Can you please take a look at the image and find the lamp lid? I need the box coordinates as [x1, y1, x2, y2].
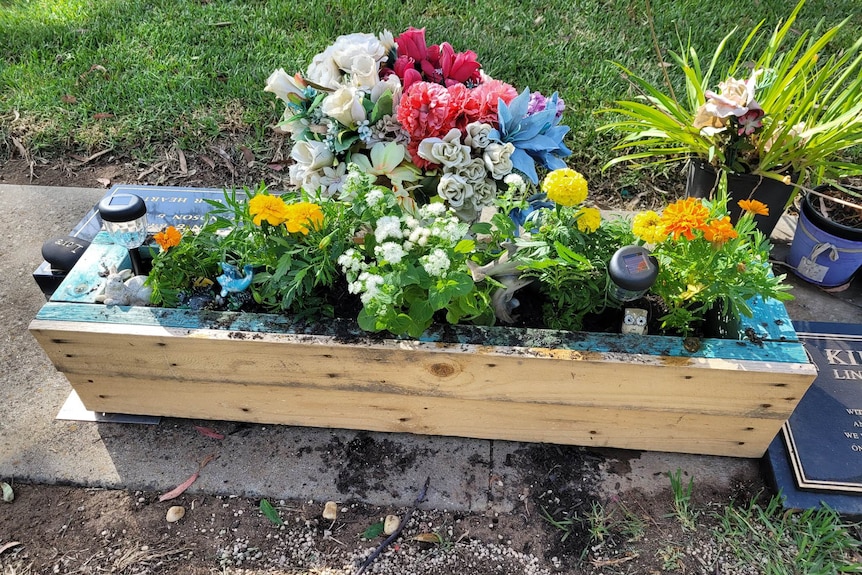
[98, 193, 147, 222]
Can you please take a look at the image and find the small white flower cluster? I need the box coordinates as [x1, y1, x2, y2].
[417, 125, 515, 222]
[337, 201, 469, 308]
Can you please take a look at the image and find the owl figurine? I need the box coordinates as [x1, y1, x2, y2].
[622, 308, 649, 335]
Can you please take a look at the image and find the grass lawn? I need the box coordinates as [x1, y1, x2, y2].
[1, 0, 861, 190]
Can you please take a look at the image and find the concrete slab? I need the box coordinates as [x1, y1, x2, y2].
[2, 183, 860, 513]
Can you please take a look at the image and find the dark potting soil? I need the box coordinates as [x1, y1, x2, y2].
[809, 191, 862, 229]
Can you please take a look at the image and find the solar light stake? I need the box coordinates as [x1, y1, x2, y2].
[607, 245, 658, 302]
[98, 193, 148, 276]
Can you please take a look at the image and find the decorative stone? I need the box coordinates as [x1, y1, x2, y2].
[166, 505, 185, 522]
[322, 501, 338, 521]
[383, 514, 400, 535]
[41, 236, 91, 272]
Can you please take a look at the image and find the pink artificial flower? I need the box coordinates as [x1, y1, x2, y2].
[737, 108, 765, 136]
[470, 78, 518, 124]
[397, 81, 453, 142]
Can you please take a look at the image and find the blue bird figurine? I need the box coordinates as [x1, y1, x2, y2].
[216, 262, 254, 298]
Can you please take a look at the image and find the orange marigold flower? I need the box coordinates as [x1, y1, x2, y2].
[249, 194, 289, 226]
[737, 199, 769, 216]
[283, 202, 324, 235]
[154, 225, 181, 251]
[659, 197, 710, 240]
[703, 216, 738, 245]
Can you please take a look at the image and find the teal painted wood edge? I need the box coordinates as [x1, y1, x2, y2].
[739, 295, 800, 342]
[35, 301, 810, 364]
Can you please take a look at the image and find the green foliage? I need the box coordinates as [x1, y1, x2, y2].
[146, 226, 222, 307]
[666, 468, 698, 531]
[259, 499, 283, 526]
[715, 495, 862, 574]
[641, 181, 793, 336]
[361, 521, 385, 540]
[3, 0, 860, 192]
[515, 212, 635, 331]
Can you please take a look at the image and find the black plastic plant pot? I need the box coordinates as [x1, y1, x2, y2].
[801, 186, 862, 242]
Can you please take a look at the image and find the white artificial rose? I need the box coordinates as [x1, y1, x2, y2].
[290, 139, 334, 171]
[345, 53, 379, 89]
[483, 142, 515, 179]
[437, 173, 473, 208]
[417, 128, 471, 169]
[306, 48, 342, 89]
[464, 122, 493, 149]
[264, 68, 306, 104]
[321, 87, 367, 126]
[458, 158, 488, 183]
[329, 33, 387, 89]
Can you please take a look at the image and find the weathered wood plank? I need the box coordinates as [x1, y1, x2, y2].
[59, 371, 783, 458]
[30, 319, 813, 419]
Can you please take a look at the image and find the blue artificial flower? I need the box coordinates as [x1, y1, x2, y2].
[508, 192, 554, 235]
[489, 88, 572, 184]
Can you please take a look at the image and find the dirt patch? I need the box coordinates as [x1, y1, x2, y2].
[0, 465, 803, 575]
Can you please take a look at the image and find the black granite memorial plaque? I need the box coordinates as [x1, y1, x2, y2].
[33, 184, 246, 297]
[765, 321, 862, 517]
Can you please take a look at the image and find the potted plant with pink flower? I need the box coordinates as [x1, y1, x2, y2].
[598, 0, 862, 236]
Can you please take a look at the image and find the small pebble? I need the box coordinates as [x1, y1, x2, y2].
[166, 505, 186, 523]
[322, 501, 338, 521]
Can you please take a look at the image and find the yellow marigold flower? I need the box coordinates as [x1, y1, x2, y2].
[575, 207, 601, 233]
[703, 216, 739, 245]
[283, 202, 324, 235]
[738, 199, 769, 216]
[541, 168, 588, 207]
[154, 225, 181, 251]
[249, 194, 289, 226]
[632, 210, 668, 244]
[660, 197, 710, 241]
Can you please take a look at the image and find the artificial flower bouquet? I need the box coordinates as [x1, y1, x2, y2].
[264, 26, 571, 223]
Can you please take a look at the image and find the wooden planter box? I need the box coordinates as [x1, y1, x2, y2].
[30, 233, 817, 458]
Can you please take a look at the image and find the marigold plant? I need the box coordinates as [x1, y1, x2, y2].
[632, 188, 792, 335]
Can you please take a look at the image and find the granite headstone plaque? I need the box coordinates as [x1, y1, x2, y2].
[765, 321, 862, 517]
[33, 184, 247, 297]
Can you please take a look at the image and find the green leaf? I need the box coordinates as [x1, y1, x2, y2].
[362, 521, 385, 539]
[260, 499, 283, 526]
[370, 91, 392, 124]
[454, 239, 475, 254]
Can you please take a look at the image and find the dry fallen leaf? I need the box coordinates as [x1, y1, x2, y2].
[93, 113, 114, 120]
[177, 147, 188, 175]
[97, 177, 111, 188]
[240, 146, 254, 166]
[267, 163, 284, 172]
[159, 453, 217, 502]
[194, 425, 224, 440]
[200, 154, 216, 169]
[61, 94, 77, 104]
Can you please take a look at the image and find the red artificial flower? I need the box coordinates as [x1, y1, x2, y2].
[439, 42, 481, 86]
[396, 27, 428, 64]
